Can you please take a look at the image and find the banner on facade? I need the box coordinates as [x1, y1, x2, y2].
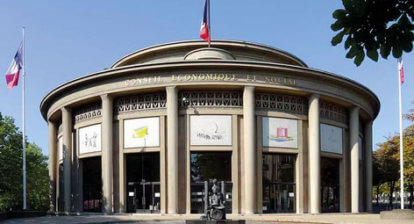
[124, 117, 160, 148]
[320, 123, 343, 154]
[262, 117, 298, 148]
[190, 115, 232, 146]
[79, 124, 102, 154]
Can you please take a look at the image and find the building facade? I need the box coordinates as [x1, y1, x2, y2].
[40, 40, 380, 215]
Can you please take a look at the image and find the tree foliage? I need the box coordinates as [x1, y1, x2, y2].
[373, 136, 400, 207]
[373, 113, 414, 208]
[404, 101, 414, 122]
[331, 0, 414, 66]
[0, 113, 49, 211]
[403, 105, 414, 208]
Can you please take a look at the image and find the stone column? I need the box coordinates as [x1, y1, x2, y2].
[256, 116, 262, 214]
[232, 115, 240, 214]
[48, 120, 57, 212]
[308, 94, 320, 214]
[62, 107, 72, 212]
[364, 120, 373, 212]
[56, 154, 60, 212]
[166, 86, 178, 214]
[296, 120, 304, 213]
[101, 94, 114, 213]
[159, 116, 167, 214]
[350, 107, 360, 213]
[243, 86, 255, 214]
[119, 121, 126, 213]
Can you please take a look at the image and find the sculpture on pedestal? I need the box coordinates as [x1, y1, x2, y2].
[202, 179, 226, 221]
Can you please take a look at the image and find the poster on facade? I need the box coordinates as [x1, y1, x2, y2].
[262, 117, 298, 148]
[190, 115, 232, 146]
[320, 123, 343, 154]
[124, 117, 160, 148]
[58, 136, 63, 160]
[79, 124, 102, 154]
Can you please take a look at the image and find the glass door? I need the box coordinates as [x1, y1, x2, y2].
[321, 157, 340, 213]
[262, 153, 296, 213]
[126, 152, 160, 213]
[82, 157, 102, 212]
[128, 181, 160, 213]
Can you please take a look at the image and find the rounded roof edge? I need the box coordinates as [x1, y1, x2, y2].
[40, 60, 380, 121]
[111, 39, 308, 68]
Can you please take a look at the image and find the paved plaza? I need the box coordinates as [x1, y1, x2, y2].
[1, 213, 414, 224]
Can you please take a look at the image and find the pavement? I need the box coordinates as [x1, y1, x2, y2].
[1, 213, 414, 224]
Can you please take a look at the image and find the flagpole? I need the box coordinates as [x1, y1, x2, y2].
[22, 26, 27, 210]
[208, 0, 211, 48]
[398, 58, 404, 210]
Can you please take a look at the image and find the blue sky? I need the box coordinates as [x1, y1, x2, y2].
[0, 0, 413, 156]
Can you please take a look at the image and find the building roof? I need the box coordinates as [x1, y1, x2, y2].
[111, 40, 308, 68]
[40, 40, 380, 121]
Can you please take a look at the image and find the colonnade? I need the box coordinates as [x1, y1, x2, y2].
[47, 87, 373, 214]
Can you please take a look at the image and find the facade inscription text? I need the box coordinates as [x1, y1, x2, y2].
[123, 73, 296, 87]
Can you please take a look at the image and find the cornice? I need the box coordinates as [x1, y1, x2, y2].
[40, 60, 380, 121]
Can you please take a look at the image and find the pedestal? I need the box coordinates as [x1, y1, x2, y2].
[186, 220, 245, 224]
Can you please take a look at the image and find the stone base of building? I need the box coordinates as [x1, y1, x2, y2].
[380, 209, 414, 220]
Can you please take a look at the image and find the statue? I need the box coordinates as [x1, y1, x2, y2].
[202, 179, 226, 221]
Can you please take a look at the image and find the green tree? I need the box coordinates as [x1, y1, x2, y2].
[404, 101, 414, 121]
[0, 113, 23, 210]
[372, 153, 383, 205]
[331, 0, 414, 66]
[373, 123, 414, 208]
[403, 104, 414, 208]
[0, 113, 50, 211]
[372, 102, 414, 209]
[26, 143, 50, 211]
[374, 136, 400, 208]
[404, 132, 414, 208]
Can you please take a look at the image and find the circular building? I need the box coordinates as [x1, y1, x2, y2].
[40, 40, 380, 215]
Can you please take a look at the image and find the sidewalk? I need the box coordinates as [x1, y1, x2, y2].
[1, 213, 413, 224]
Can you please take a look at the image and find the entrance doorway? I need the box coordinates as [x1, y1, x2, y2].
[126, 152, 160, 213]
[190, 151, 232, 214]
[262, 153, 296, 213]
[321, 157, 340, 212]
[58, 164, 64, 212]
[82, 157, 102, 212]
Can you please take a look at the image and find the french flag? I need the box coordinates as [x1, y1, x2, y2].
[200, 0, 210, 43]
[398, 57, 405, 85]
[5, 42, 23, 89]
